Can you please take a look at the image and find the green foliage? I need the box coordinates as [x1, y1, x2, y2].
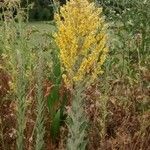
[47, 33, 61, 111]
[0, 5, 29, 150]
[67, 84, 87, 150]
[0, 0, 149, 149]
[48, 86, 59, 112]
[0, 3, 49, 149]
[28, 6, 54, 21]
[50, 109, 61, 139]
[48, 46, 68, 140]
[47, 46, 62, 140]
[98, 0, 150, 76]
[99, 0, 150, 145]
[20, 0, 54, 21]
[35, 50, 45, 150]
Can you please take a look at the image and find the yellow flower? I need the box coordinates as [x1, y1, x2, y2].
[55, 0, 108, 88]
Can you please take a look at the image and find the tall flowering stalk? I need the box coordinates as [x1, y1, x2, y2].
[55, 0, 108, 149]
[55, 0, 108, 89]
[1, 2, 28, 149]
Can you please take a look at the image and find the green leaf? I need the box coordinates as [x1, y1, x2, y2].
[79, 141, 87, 150]
[60, 91, 68, 116]
[50, 109, 61, 140]
[47, 85, 59, 113]
[51, 49, 62, 85]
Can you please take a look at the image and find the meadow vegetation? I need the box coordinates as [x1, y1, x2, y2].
[0, 0, 150, 150]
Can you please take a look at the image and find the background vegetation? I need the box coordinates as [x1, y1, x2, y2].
[0, 0, 150, 150]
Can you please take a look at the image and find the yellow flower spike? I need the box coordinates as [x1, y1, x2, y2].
[55, 0, 108, 88]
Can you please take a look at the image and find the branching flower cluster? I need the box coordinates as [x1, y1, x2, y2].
[55, 0, 108, 88]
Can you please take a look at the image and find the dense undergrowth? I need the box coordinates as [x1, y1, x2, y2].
[0, 0, 150, 150]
